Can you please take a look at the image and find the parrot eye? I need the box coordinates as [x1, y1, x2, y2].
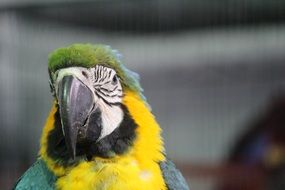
[112, 75, 118, 85]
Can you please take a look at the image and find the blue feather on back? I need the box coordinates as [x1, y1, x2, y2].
[13, 159, 56, 190]
[160, 158, 190, 190]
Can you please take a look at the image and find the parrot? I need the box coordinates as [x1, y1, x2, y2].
[14, 44, 189, 190]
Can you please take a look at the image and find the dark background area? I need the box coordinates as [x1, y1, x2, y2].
[1, 0, 285, 189]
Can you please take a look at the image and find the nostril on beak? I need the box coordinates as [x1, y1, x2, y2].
[82, 71, 88, 79]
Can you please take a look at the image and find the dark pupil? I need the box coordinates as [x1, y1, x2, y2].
[112, 75, 117, 84]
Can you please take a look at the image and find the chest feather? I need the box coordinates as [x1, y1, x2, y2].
[56, 158, 166, 190]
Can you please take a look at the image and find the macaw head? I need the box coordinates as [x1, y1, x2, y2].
[46, 44, 145, 160]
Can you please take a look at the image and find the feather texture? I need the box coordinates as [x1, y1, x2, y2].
[160, 158, 190, 190]
[13, 159, 56, 190]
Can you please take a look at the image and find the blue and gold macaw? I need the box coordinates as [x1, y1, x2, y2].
[14, 44, 189, 190]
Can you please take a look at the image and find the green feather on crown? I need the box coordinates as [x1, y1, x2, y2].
[48, 44, 142, 94]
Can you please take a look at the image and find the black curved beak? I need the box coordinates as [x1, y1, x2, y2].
[57, 75, 94, 159]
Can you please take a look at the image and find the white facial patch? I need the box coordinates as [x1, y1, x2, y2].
[51, 65, 124, 141]
[96, 98, 124, 141]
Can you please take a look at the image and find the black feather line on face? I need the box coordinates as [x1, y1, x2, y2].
[46, 108, 71, 166]
[46, 104, 137, 166]
[100, 85, 118, 93]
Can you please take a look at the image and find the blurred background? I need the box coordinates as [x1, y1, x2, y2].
[1, 0, 285, 189]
